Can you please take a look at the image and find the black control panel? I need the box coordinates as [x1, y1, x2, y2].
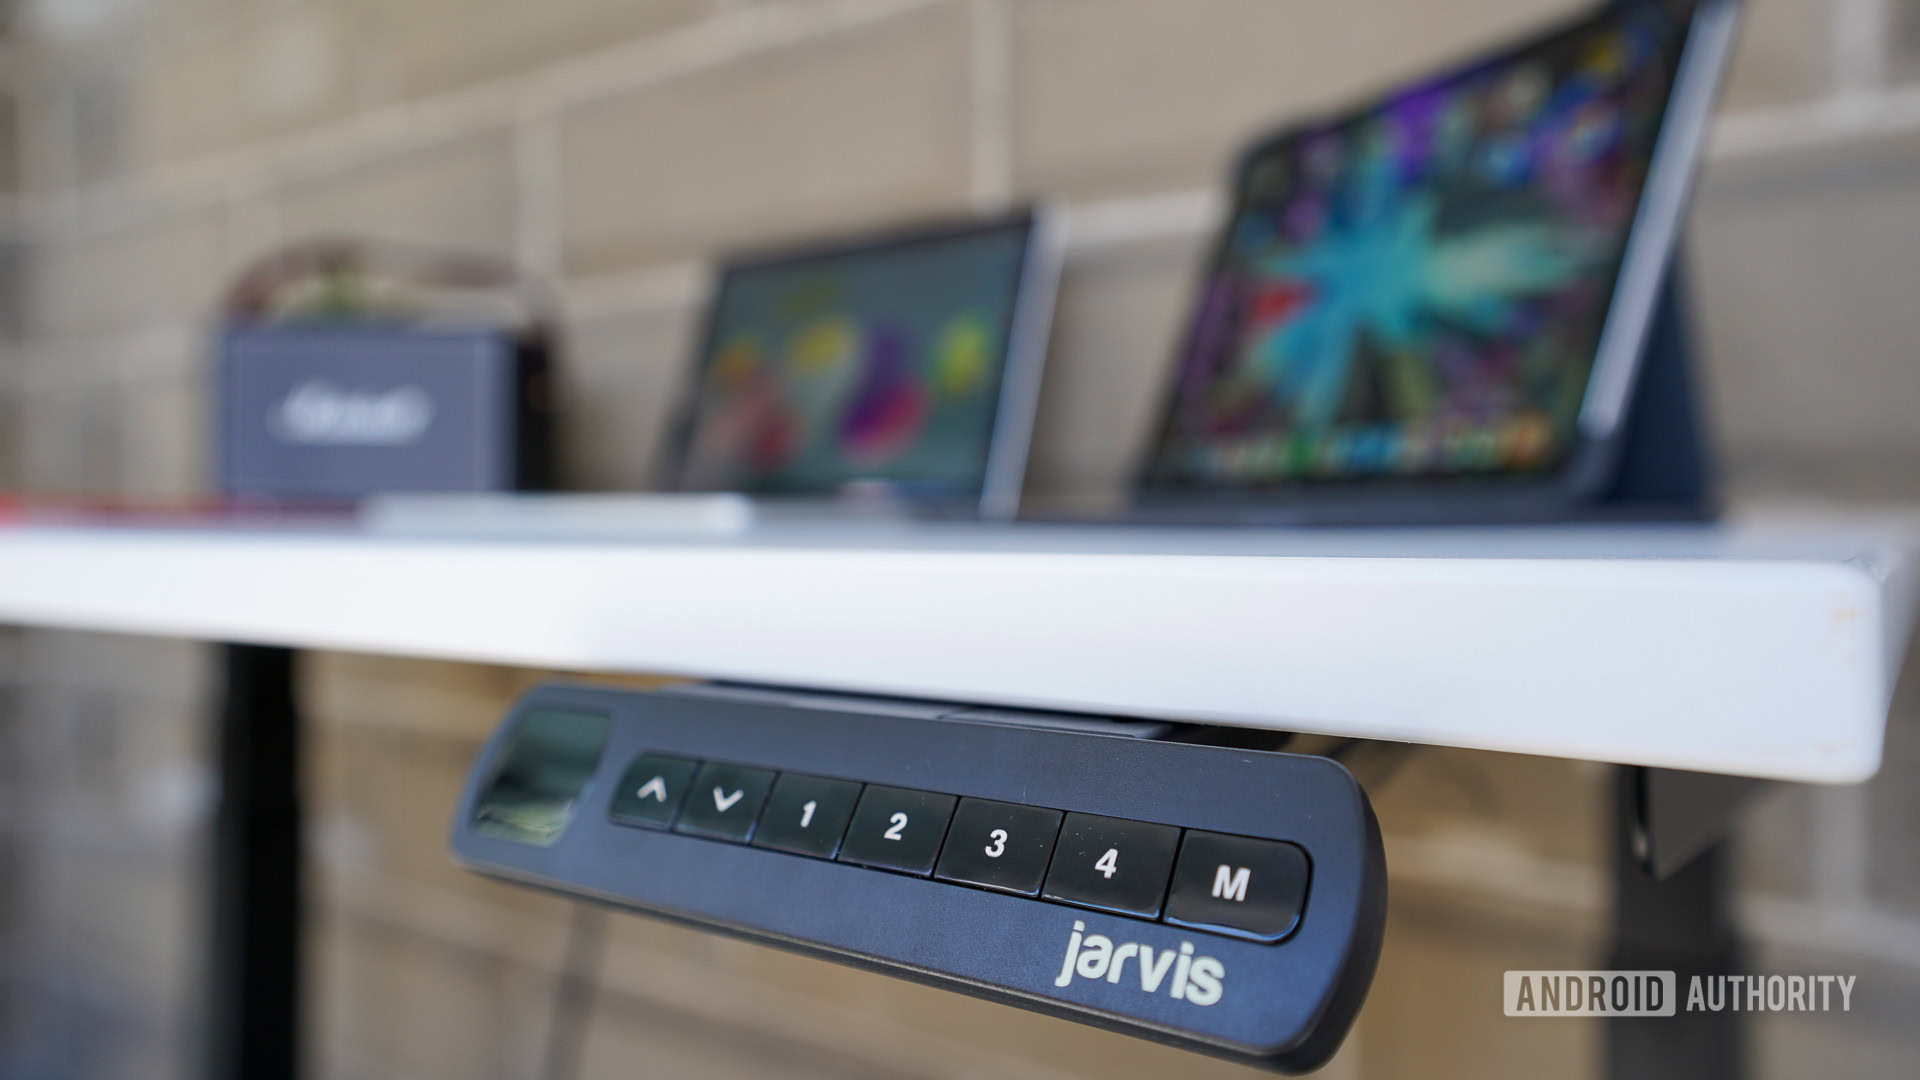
[451, 683, 1387, 1072]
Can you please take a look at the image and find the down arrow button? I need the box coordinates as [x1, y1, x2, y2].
[673, 762, 777, 842]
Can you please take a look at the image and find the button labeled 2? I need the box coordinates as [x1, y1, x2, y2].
[752, 773, 862, 858]
[836, 786, 956, 875]
[935, 798, 1062, 895]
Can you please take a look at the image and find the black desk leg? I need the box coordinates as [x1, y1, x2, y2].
[207, 644, 302, 1080]
[1605, 766, 1746, 1080]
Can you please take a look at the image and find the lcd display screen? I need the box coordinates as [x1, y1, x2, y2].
[1142, 1, 1694, 491]
[471, 709, 610, 847]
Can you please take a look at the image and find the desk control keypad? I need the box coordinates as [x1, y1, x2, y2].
[602, 754, 1299, 941]
[454, 683, 1387, 1074]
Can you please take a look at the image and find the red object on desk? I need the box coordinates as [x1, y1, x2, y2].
[0, 493, 354, 527]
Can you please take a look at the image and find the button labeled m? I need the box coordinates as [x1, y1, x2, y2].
[1212, 865, 1250, 902]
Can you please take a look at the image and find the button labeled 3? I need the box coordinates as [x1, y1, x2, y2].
[934, 798, 1062, 895]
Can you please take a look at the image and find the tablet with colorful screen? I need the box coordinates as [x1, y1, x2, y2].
[1139, 0, 1735, 509]
[670, 211, 1059, 518]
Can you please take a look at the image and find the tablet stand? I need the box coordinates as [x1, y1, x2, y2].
[1596, 254, 1717, 518]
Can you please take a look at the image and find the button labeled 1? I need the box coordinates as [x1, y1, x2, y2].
[836, 786, 956, 875]
[752, 774, 861, 858]
[1164, 831, 1310, 942]
[1042, 813, 1180, 918]
[935, 798, 1062, 895]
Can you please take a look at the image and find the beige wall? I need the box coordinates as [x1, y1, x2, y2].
[2, 1, 1920, 1077]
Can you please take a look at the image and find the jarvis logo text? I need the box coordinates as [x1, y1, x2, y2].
[1054, 921, 1224, 1006]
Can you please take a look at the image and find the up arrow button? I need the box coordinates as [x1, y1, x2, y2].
[674, 763, 777, 842]
[609, 754, 699, 830]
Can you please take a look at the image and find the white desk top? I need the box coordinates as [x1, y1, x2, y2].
[1, 507, 1913, 783]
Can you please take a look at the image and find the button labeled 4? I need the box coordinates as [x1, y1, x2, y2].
[1042, 813, 1180, 918]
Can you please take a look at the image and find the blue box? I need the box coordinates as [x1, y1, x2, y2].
[218, 324, 551, 498]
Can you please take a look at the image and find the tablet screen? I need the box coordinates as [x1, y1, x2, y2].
[1142, 1, 1694, 492]
[675, 216, 1035, 499]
